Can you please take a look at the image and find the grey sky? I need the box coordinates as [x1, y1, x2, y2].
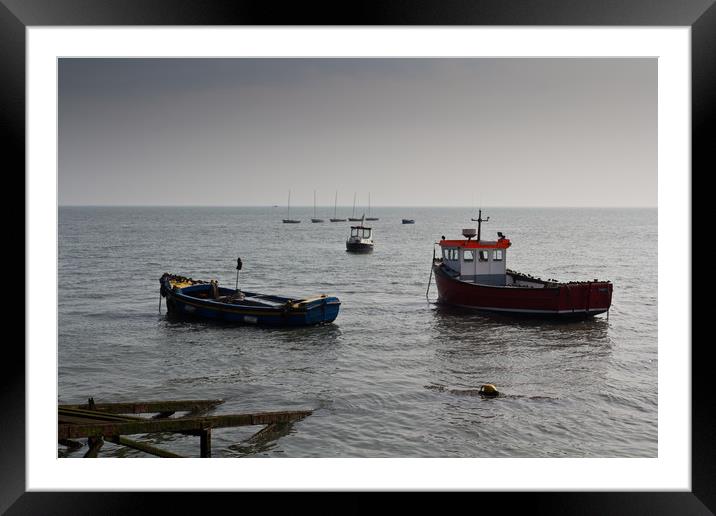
[59, 58, 656, 207]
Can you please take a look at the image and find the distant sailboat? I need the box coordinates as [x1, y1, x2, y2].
[365, 192, 379, 221]
[282, 190, 300, 223]
[348, 192, 362, 221]
[311, 190, 324, 223]
[330, 191, 346, 222]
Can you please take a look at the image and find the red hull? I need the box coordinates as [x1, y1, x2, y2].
[433, 263, 612, 317]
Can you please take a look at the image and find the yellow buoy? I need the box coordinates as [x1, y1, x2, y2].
[479, 384, 499, 397]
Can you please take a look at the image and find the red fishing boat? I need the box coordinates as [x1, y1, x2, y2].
[431, 210, 612, 317]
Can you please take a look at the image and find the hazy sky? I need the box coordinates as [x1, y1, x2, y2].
[59, 58, 656, 207]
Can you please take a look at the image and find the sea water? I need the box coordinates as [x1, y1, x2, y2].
[58, 206, 657, 457]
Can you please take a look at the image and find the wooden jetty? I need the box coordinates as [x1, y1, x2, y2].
[58, 398, 312, 458]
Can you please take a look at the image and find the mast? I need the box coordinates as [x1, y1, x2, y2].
[352, 192, 356, 217]
[334, 191, 338, 217]
[471, 209, 490, 241]
[313, 190, 317, 218]
[368, 193, 371, 216]
[287, 190, 291, 218]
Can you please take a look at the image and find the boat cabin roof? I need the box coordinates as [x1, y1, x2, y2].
[439, 238, 511, 249]
[350, 225, 371, 230]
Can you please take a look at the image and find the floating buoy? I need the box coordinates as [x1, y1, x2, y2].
[479, 384, 499, 397]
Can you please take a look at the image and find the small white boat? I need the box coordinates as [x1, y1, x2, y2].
[346, 216, 374, 253]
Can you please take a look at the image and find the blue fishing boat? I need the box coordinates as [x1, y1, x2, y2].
[159, 273, 340, 326]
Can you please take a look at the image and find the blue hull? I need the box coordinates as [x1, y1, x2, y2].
[160, 275, 340, 327]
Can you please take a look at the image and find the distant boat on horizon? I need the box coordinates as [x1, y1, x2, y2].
[402, 219, 415, 224]
[348, 192, 362, 221]
[366, 192, 379, 221]
[311, 190, 324, 223]
[282, 190, 301, 223]
[330, 191, 346, 222]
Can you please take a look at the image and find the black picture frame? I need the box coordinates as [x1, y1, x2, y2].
[4, 1, 711, 513]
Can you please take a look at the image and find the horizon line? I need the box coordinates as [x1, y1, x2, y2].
[58, 204, 658, 209]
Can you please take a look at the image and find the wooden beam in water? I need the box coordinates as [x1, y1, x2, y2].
[58, 438, 83, 450]
[59, 399, 225, 414]
[246, 422, 290, 444]
[59, 407, 146, 422]
[84, 437, 104, 458]
[59, 410, 312, 440]
[109, 436, 184, 458]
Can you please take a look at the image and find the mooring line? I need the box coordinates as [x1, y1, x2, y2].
[426, 245, 436, 303]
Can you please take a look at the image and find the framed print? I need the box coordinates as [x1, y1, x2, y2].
[5, 0, 712, 513]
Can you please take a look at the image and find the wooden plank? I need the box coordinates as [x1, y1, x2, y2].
[290, 295, 327, 308]
[59, 399, 224, 414]
[58, 414, 108, 425]
[58, 409, 312, 439]
[59, 407, 146, 422]
[109, 436, 184, 458]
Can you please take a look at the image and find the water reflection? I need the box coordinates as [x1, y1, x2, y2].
[429, 304, 611, 346]
[162, 312, 342, 336]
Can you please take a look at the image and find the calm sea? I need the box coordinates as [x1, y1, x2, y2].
[58, 206, 657, 457]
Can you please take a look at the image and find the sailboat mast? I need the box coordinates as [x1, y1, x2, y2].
[287, 190, 291, 218]
[352, 192, 356, 217]
[334, 191, 338, 217]
[314, 190, 317, 218]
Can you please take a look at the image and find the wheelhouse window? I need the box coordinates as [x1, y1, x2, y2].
[493, 250, 503, 261]
[463, 250, 474, 262]
[443, 248, 459, 261]
[479, 250, 489, 262]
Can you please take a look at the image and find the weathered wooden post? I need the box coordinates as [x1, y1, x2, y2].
[200, 428, 212, 458]
[84, 436, 104, 458]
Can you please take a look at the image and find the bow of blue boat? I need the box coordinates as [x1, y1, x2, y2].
[159, 273, 340, 327]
